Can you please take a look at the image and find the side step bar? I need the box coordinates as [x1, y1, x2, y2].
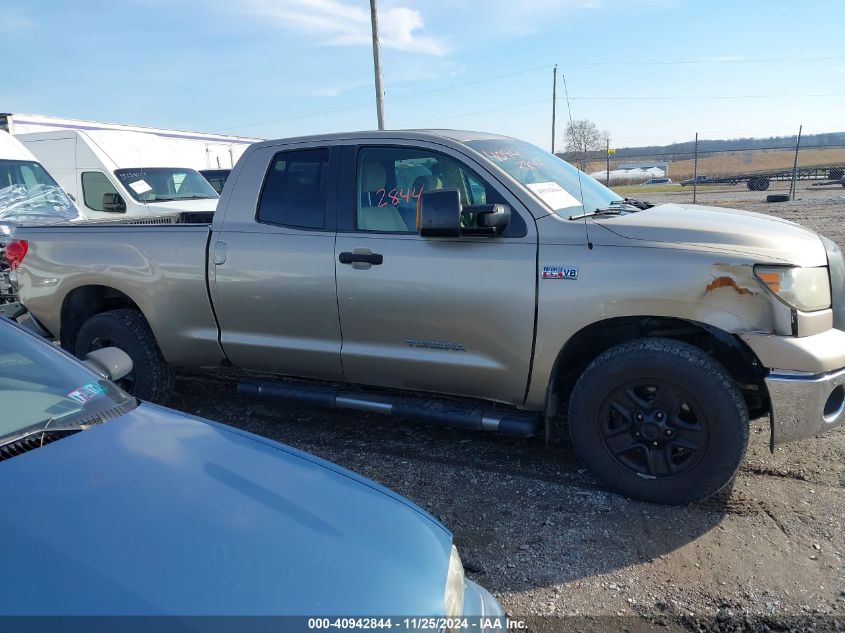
[238, 379, 542, 438]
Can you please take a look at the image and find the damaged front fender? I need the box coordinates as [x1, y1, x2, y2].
[697, 263, 793, 336]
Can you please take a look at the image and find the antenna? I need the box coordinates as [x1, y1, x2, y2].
[560, 73, 592, 249]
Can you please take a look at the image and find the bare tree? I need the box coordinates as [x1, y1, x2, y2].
[565, 119, 610, 172]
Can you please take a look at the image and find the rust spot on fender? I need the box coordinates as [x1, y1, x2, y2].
[705, 276, 753, 295]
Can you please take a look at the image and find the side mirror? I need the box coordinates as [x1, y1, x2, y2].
[102, 192, 126, 213]
[418, 189, 461, 238]
[84, 347, 133, 382]
[475, 204, 511, 232]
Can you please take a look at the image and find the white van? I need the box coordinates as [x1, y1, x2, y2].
[17, 130, 219, 220]
[1, 113, 258, 195]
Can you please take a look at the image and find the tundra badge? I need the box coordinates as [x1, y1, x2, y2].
[541, 265, 578, 280]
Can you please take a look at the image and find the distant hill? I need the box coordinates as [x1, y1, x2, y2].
[558, 131, 845, 163]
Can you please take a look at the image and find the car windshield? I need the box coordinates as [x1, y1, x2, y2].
[0, 159, 81, 224]
[0, 320, 134, 445]
[114, 167, 219, 202]
[465, 139, 622, 218]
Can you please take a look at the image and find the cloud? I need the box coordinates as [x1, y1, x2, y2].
[458, 0, 671, 36]
[242, 0, 448, 56]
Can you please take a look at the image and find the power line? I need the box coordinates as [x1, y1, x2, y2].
[558, 55, 845, 67]
[400, 93, 844, 128]
[222, 64, 553, 131]
[219, 57, 843, 132]
[561, 93, 845, 101]
[397, 98, 552, 127]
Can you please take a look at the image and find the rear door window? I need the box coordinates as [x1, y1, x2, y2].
[257, 148, 330, 230]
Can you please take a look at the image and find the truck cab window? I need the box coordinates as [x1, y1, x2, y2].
[257, 148, 329, 230]
[356, 147, 500, 233]
[82, 171, 119, 212]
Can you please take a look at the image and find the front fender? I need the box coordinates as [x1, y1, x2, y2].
[525, 243, 791, 409]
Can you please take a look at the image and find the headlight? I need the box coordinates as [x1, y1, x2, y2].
[754, 265, 831, 312]
[443, 545, 465, 619]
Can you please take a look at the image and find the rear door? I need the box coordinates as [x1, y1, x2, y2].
[334, 139, 538, 405]
[211, 142, 344, 380]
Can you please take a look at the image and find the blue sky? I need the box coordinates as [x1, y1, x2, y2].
[2, 0, 843, 149]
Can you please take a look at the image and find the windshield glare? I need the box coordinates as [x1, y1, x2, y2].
[465, 139, 621, 217]
[114, 167, 219, 202]
[0, 321, 133, 443]
[0, 160, 81, 224]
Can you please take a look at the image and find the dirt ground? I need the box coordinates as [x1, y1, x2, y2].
[168, 181, 845, 631]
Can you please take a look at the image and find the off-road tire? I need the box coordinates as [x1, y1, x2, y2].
[75, 309, 174, 403]
[568, 338, 748, 505]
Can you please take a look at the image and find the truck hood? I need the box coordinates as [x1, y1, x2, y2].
[0, 404, 451, 615]
[596, 203, 827, 266]
[142, 197, 218, 214]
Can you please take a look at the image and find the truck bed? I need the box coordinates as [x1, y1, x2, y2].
[12, 221, 224, 367]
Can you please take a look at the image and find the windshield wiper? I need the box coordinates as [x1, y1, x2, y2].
[568, 197, 653, 220]
[149, 195, 214, 202]
[568, 208, 624, 220]
[0, 411, 84, 450]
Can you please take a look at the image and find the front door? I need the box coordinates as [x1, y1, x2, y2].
[334, 142, 537, 405]
[212, 143, 343, 380]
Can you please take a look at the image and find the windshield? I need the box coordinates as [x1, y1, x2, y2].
[465, 139, 621, 218]
[0, 320, 134, 445]
[0, 160, 81, 224]
[114, 167, 219, 202]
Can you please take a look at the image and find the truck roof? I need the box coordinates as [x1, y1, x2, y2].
[248, 129, 516, 151]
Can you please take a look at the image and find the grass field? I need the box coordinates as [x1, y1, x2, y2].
[588, 146, 845, 182]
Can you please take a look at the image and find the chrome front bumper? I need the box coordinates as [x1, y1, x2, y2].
[767, 366, 845, 446]
[462, 579, 505, 627]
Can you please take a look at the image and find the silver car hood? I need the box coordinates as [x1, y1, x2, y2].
[595, 203, 827, 267]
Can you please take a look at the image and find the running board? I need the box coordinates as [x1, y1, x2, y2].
[237, 380, 542, 438]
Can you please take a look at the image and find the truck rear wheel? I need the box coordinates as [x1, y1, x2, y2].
[75, 309, 174, 403]
[568, 338, 748, 505]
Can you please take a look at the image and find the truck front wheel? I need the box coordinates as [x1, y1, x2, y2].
[568, 338, 748, 505]
[75, 309, 174, 404]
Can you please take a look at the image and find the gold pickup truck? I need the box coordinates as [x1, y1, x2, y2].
[9, 130, 845, 504]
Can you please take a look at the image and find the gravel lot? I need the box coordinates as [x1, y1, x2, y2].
[169, 181, 845, 631]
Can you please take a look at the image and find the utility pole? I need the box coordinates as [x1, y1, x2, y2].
[606, 137, 610, 185]
[789, 124, 803, 200]
[369, 0, 386, 130]
[692, 132, 699, 204]
[551, 65, 557, 154]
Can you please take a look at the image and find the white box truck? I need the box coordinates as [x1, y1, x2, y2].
[1, 113, 260, 206]
[15, 130, 223, 220]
